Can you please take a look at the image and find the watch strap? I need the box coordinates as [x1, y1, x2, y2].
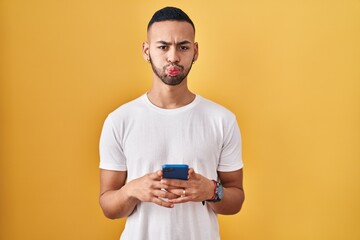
[202, 180, 223, 205]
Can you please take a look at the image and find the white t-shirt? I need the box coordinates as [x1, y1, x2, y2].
[99, 94, 243, 240]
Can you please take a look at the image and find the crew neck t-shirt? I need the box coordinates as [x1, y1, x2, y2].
[99, 93, 243, 240]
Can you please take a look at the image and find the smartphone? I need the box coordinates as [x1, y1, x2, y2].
[162, 164, 189, 180]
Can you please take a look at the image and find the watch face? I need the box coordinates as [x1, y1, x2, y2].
[216, 183, 224, 200]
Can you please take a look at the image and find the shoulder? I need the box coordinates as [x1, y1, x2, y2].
[197, 96, 236, 121]
[108, 94, 147, 120]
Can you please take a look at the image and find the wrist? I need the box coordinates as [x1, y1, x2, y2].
[208, 180, 217, 200]
[202, 179, 222, 206]
[206, 181, 224, 203]
[123, 180, 138, 202]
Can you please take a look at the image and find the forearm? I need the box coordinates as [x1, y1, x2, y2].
[99, 184, 139, 219]
[208, 187, 244, 215]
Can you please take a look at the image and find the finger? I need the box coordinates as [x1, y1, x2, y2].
[164, 186, 179, 190]
[166, 193, 181, 200]
[188, 168, 196, 179]
[153, 189, 181, 199]
[152, 197, 174, 208]
[161, 178, 187, 188]
[152, 180, 170, 190]
[156, 170, 163, 178]
[148, 171, 162, 181]
[167, 188, 187, 197]
[168, 196, 191, 204]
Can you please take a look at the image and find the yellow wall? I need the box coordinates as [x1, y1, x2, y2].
[1, 0, 359, 239]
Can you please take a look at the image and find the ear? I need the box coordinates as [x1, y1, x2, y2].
[193, 42, 199, 62]
[142, 41, 150, 62]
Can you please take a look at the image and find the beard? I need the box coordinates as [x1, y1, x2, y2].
[149, 58, 194, 86]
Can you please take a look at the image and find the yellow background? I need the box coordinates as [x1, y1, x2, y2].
[1, 0, 359, 239]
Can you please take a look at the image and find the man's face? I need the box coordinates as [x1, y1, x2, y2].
[144, 21, 198, 86]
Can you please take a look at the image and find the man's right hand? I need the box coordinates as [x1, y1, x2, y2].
[100, 169, 181, 219]
[126, 170, 179, 208]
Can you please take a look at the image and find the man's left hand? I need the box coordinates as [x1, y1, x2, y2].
[161, 168, 215, 203]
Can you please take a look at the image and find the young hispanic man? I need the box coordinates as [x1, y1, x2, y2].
[99, 6, 244, 240]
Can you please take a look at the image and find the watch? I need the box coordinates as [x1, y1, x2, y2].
[207, 181, 224, 202]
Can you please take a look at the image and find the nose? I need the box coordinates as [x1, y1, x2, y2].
[167, 47, 180, 63]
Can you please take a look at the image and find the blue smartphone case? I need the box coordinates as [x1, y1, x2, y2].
[162, 164, 189, 180]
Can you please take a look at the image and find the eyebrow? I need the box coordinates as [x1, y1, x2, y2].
[155, 40, 192, 45]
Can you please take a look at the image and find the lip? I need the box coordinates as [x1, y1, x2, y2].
[167, 68, 180, 76]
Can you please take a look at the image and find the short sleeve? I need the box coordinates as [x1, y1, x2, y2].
[99, 115, 127, 171]
[217, 117, 243, 172]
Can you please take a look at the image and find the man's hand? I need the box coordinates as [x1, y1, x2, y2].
[161, 168, 214, 203]
[126, 170, 179, 208]
[159, 168, 245, 215]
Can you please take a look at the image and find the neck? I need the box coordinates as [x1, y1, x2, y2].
[147, 78, 195, 109]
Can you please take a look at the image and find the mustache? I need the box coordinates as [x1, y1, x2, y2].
[163, 63, 184, 70]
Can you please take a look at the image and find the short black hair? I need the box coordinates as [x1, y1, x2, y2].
[147, 6, 195, 32]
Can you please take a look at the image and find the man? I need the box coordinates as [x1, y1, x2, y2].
[99, 6, 244, 240]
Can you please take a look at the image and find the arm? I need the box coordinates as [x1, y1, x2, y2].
[99, 170, 137, 219]
[99, 169, 178, 219]
[207, 169, 245, 215]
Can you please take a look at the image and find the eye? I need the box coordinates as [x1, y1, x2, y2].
[158, 46, 168, 50]
[179, 46, 189, 50]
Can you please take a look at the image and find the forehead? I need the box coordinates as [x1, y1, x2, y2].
[147, 20, 195, 42]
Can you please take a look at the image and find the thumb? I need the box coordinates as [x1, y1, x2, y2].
[156, 170, 163, 178]
[188, 168, 196, 179]
[148, 170, 162, 180]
